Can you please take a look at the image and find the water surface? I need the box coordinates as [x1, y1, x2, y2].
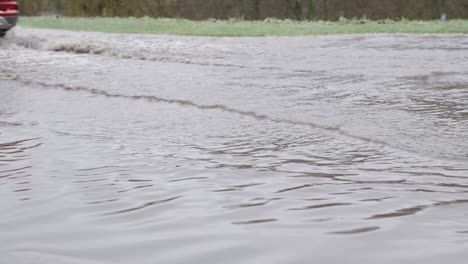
[1, 28, 468, 264]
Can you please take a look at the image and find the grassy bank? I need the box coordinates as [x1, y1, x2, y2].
[19, 16, 468, 36]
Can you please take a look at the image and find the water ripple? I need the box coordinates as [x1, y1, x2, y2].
[103, 196, 182, 216]
[328, 226, 380, 235]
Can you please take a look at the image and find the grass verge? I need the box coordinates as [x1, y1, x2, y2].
[18, 16, 468, 36]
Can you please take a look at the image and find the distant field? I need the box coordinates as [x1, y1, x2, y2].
[18, 16, 468, 36]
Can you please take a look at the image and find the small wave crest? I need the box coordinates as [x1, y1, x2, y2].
[49, 41, 107, 55]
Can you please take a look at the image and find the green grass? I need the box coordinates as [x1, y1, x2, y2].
[18, 16, 468, 36]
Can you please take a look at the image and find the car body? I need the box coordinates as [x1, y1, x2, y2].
[0, 0, 18, 37]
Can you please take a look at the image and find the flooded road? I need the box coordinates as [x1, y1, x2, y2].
[1, 28, 468, 263]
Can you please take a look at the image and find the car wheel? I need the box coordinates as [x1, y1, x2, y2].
[0, 31, 5, 38]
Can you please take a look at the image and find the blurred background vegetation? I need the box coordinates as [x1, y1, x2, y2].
[17, 0, 468, 20]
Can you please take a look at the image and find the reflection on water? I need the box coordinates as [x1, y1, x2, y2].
[1, 29, 468, 264]
[0, 138, 41, 201]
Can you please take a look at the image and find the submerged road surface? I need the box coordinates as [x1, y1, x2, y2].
[1, 28, 468, 264]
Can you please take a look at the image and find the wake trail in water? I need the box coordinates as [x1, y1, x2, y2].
[6, 28, 250, 69]
[4, 72, 467, 163]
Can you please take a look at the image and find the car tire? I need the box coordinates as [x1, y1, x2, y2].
[0, 31, 5, 38]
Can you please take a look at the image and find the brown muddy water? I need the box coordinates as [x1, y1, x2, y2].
[1, 28, 468, 264]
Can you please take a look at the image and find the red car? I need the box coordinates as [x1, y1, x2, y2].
[0, 0, 18, 37]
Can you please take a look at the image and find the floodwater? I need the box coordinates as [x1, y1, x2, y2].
[1, 28, 468, 264]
